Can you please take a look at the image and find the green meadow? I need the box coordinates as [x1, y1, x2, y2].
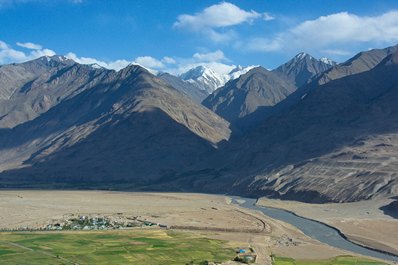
[0, 229, 235, 265]
[273, 255, 387, 265]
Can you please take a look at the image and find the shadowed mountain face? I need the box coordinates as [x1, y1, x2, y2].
[218, 50, 398, 202]
[0, 63, 230, 186]
[202, 67, 296, 124]
[244, 44, 398, 132]
[0, 56, 112, 128]
[158, 72, 208, 103]
[274, 53, 335, 87]
[317, 44, 398, 85]
[202, 54, 334, 130]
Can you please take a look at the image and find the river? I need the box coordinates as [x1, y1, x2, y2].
[232, 197, 398, 263]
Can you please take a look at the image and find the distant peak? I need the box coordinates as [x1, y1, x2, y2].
[179, 65, 217, 81]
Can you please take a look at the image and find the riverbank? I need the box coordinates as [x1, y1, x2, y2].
[257, 197, 398, 257]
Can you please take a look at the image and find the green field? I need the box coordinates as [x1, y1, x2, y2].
[273, 255, 387, 265]
[0, 229, 235, 264]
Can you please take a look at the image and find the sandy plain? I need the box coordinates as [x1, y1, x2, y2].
[0, 190, 390, 264]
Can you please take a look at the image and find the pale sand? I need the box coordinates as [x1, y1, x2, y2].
[257, 197, 398, 257]
[0, 190, 386, 264]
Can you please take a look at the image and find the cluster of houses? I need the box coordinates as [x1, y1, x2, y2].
[45, 214, 161, 231]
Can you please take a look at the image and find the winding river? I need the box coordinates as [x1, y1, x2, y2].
[231, 197, 398, 263]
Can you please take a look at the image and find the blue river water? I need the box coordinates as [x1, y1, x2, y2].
[231, 197, 398, 263]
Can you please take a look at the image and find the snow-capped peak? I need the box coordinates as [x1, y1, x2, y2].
[179, 66, 225, 94]
[178, 65, 256, 94]
[295, 52, 310, 60]
[320, 57, 336, 66]
[180, 65, 219, 81]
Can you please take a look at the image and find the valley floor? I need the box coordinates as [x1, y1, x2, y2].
[0, 190, 394, 264]
[257, 197, 398, 258]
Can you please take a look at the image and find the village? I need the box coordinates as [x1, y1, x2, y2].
[0, 213, 165, 232]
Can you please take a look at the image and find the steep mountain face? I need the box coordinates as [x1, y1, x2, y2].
[0, 63, 230, 186]
[158, 72, 208, 103]
[202, 67, 296, 124]
[0, 56, 110, 128]
[274, 52, 335, 87]
[222, 50, 398, 202]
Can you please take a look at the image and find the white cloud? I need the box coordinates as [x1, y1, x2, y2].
[159, 50, 235, 75]
[174, 2, 269, 42]
[65, 52, 131, 71]
[0, 40, 235, 76]
[174, 2, 261, 29]
[125, 49, 235, 76]
[192, 50, 227, 62]
[134, 56, 165, 69]
[0, 40, 55, 64]
[246, 11, 398, 53]
[162, 56, 176, 64]
[16, 42, 42, 50]
[321, 49, 352, 56]
[263, 13, 275, 21]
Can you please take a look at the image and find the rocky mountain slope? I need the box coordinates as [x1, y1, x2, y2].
[202, 53, 334, 129]
[1, 45, 398, 203]
[202, 67, 295, 124]
[274, 52, 335, 87]
[158, 72, 208, 103]
[0, 56, 111, 128]
[0, 62, 230, 186]
[220, 49, 398, 202]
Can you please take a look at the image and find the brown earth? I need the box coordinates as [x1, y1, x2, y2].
[0, 190, 385, 264]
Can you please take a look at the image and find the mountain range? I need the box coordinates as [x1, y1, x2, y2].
[0, 45, 397, 203]
[202, 53, 335, 130]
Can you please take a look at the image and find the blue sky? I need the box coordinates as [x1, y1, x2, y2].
[1, 0, 398, 74]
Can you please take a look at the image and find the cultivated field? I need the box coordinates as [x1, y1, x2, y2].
[0, 229, 235, 264]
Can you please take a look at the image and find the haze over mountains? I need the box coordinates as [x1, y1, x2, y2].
[0, 45, 398, 203]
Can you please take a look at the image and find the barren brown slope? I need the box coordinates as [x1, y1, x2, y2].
[0, 56, 111, 128]
[0, 64, 230, 187]
[213, 50, 398, 202]
[202, 67, 295, 124]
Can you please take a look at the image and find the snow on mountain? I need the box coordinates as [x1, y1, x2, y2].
[179, 66, 225, 94]
[228, 65, 257, 80]
[320, 57, 337, 66]
[179, 65, 255, 94]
